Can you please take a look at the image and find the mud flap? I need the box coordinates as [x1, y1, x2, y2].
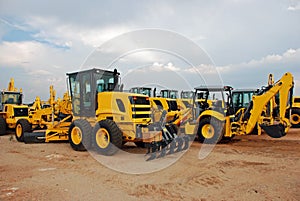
[260, 124, 286, 138]
[24, 132, 46, 143]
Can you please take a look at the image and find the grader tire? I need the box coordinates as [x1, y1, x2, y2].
[92, 119, 122, 156]
[197, 117, 224, 144]
[0, 117, 6, 135]
[15, 119, 31, 142]
[68, 119, 92, 151]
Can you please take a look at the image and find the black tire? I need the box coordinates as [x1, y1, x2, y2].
[197, 117, 224, 144]
[68, 119, 92, 151]
[291, 108, 300, 128]
[92, 119, 122, 156]
[15, 119, 31, 142]
[0, 117, 6, 135]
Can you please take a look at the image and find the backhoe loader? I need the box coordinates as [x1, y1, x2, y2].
[181, 72, 294, 143]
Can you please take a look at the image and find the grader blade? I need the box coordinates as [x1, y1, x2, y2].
[24, 132, 46, 143]
[182, 136, 190, 150]
[260, 123, 286, 138]
[145, 153, 157, 161]
[168, 141, 177, 155]
[174, 138, 184, 153]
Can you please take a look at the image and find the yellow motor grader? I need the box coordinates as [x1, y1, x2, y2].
[20, 87, 72, 143]
[20, 69, 189, 160]
[65, 68, 190, 160]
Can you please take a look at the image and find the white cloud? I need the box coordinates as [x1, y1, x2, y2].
[28, 69, 52, 75]
[24, 16, 132, 48]
[287, 2, 300, 11]
[217, 48, 300, 72]
[184, 64, 218, 74]
[0, 41, 44, 67]
[0, 1, 299, 98]
[127, 62, 180, 73]
[214, 48, 300, 95]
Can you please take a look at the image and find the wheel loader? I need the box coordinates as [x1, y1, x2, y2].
[0, 78, 30, 136]
[130, 87, 180, 123]
[181, 72, 294, 143]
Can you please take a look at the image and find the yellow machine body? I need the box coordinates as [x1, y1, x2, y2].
[181, 73, 294, 143]
[291, 96, 300, 127]
[0, 78, 29, 135]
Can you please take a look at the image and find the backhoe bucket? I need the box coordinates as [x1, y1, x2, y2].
[260, 124, 286, 138]
[24, 132, 46, 143]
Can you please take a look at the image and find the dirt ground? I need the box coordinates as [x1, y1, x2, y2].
[1, 129, 299, 201]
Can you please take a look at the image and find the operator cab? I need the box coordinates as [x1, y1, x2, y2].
[160, 90, 178, 99]
[180, 91, 194, 99]
[129, 87, 152, 97]
[67, 68, 120, 117]
[193, 86, 234, 118]
[0, 91, 23, 111]
[231, 89, 255, 113]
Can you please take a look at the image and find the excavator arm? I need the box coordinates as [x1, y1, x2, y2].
[244, 72, 294, 137]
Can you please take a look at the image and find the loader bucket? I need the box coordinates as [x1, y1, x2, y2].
[260, 124, 286, 138]
[24, 132, 46, 143]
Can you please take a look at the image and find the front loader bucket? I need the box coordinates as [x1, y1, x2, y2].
[24, 132, 46, 143]
[260, 124, 286, 138]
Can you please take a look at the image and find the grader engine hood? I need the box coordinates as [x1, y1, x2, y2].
[96, 92, 151, 124]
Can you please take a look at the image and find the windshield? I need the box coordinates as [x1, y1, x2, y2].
[1, 92, 22, 105]
[181, 91, 193, 99]
[95, 73, 115, 92]
[169, 91, 178, 99]
[161, 90, 178, 99]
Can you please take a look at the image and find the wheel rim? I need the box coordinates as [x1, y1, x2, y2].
[16, 124, 22, 138]
[202, 124, 214, 139]
[71, 126, 82, 145]
[96, 128, 110, 149]
[291, 113, 300, 125]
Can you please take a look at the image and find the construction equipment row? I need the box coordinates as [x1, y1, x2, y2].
[0, 69, 296, 160]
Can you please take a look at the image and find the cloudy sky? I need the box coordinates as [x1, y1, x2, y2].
[0, 0, 299, 102]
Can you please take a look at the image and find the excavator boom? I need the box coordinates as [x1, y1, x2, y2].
[245, 72, 294, 137]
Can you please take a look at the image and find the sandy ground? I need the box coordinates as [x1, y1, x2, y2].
[1, 129, 299, 201]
